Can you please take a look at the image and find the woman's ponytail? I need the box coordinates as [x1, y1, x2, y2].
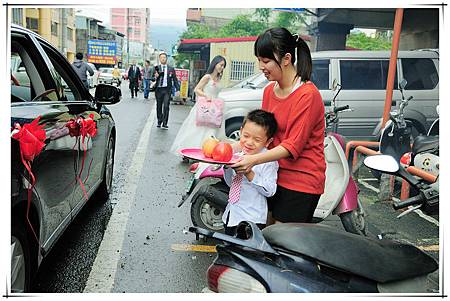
[295, 35, 312, 82]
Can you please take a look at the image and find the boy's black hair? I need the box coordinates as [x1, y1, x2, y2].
[76, 52, 83, 60]
[242, 109, 277, 139]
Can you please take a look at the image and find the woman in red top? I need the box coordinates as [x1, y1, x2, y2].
[231, 27, 326, 223]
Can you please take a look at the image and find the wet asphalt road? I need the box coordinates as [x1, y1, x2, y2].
[31, 83, 440, 293]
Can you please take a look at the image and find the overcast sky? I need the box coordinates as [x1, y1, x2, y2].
[76, 8, 187, 27]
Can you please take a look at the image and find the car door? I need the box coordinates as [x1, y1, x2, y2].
[36, 38, 110, 216]
[337, 59, 401, 140]
[11, 30, 75, 251]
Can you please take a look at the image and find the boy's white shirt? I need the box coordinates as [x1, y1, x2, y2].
[222, 148, 279, 227]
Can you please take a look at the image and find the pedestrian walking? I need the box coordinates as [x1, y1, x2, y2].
[222, 109, 279, 236]
[112, 65, 122, 87]
[128, 60, 141, 98]
[143, 60, 152, 99]
[170, 55, 226, 155]
[72, 52, 94, 89]
[151, 52, 180, 130]
[231, 27, 326, 224]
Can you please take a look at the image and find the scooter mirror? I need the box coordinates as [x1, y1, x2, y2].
[364, 155, 399, 174]
[332, 79, 338, 91]
[399, 79, 408, 90]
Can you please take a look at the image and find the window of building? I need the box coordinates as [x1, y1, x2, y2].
[12, 8, 23, 26]
[230, 61, 255, 81]
[311, 59, 330, 90]
[51, 22, 58, 36]
[340, 60, 398, 90]
[134, 29, 140, 36]
[401, 58, 438, 90]
[67, 27, 74, 41]
[135, 18, 141, 25]
[26, 17, 38, 32]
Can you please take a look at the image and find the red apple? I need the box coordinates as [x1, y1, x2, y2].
[212, 142, 233, 162]
[202, 136, 219, 158]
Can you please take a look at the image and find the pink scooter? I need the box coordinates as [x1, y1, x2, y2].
[179, 81, 367, 235]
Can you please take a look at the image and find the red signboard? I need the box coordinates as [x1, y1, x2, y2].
[88, 55, 116, 65]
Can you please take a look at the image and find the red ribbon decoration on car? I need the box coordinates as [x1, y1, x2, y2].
[65, 114, 98, 201]
[11, 116, 46, 244]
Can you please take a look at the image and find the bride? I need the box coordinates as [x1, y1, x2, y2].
[170, 55, 227, 156]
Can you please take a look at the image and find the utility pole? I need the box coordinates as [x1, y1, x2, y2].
[60, 8, 67, 57]
[127, 8, 130, 67]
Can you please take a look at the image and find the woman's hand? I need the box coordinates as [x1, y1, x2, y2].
[230, 154, 259, 174]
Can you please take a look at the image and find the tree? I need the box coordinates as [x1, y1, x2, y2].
[255, 8, 272, 27]
[180, 23, 214, 39]
[346, 32, 392, 50]
[274, 12, 306, 33]
[218, 15, 266, 37]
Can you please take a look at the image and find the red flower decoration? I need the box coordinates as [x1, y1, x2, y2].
[79, 114, 97, 141]
[66, 119, 80, 137]
[12, 116, 46, 162]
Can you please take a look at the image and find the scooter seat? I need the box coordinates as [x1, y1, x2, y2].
[262, 223, 437, 283]
[412, 135, 439, 155]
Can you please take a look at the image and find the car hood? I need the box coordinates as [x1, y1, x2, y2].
[218, 87, 263, 102]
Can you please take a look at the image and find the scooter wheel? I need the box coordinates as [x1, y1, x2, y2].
[190, 195, 225, 232]
[339, 203, 368, 236]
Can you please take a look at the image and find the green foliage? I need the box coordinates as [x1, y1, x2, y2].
[346, 32, 392, 50]
[218, 15, 266, 37]
[180, 23, 213, 39]
[180, 15, 266, 41]
[274, 11, 308, 33]
[255, 8, 271, 26]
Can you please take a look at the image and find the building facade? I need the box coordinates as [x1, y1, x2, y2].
[11, 8, 76, 61]
[110, 8, 151, 67]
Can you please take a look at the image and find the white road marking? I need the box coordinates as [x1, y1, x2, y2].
[358, 179, 439, 227]
[83, 104, 156, 293]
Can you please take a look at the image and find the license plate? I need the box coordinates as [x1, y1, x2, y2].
[185, 175, 195, 193]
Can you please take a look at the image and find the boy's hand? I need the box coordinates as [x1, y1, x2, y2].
[244, 169, 255, 181]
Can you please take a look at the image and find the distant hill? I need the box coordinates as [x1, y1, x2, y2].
[150, 24, 186, 55]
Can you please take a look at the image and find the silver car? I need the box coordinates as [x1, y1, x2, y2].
[97, 67, 114, 85]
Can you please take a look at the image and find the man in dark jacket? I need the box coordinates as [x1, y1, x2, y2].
[128, 60, 141, 98]
[72, 52, 94, 89]
[151, 53, 180, 129]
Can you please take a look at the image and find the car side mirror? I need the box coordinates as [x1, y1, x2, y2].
[95, 84, 121, 105]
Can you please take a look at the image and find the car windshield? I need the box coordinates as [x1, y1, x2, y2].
[100, 68, 113, 74]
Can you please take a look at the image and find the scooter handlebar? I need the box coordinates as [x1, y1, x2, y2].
[334, 105, 350, 113]
[393, 194, 423, 210]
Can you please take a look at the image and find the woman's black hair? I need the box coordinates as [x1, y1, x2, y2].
[254, 27, 312, 82]
[206, 55, 227, 79]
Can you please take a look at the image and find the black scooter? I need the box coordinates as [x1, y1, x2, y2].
[189, 154, 438, 293]
[378, 79, 439, 178]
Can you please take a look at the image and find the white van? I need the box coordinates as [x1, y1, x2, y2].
[221, 50, 439, 141]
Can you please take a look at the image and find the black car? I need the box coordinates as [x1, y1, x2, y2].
[10, 25, 121, 292]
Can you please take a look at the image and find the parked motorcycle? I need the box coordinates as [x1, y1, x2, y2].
[179, 81, 367, 236]
[379, 79, 439, 177]
[401, 105, 439, 177]
[112, 77, 121, 87]
[188, 154, 438, 293]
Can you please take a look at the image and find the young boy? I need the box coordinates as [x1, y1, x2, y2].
[223, 109, 279, 235]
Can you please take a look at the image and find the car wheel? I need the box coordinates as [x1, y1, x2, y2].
[225, 121, 242, 141]
[11, 222, 32, 293]
[190, 195, 224, 232]
[97, 136, 115, 201]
